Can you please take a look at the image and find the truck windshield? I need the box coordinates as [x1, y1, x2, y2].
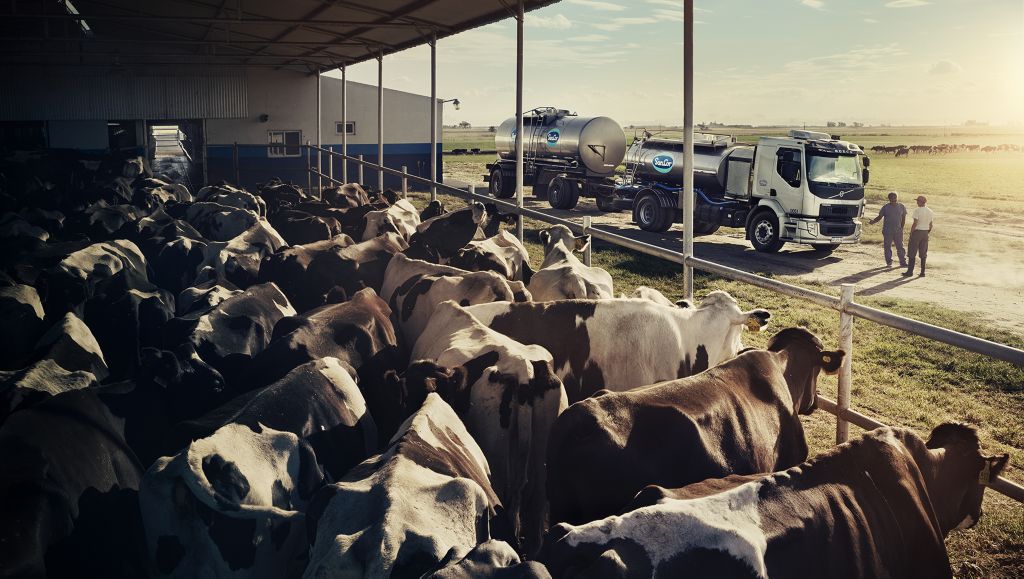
[806, 152, 862, 186]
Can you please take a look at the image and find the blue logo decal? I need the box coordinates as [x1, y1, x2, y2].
[510, 129, 517, 140]
[546, 128, 561, 147]
[652, 154, 674, 174]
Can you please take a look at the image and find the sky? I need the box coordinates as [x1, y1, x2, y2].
[327, 0, 1024, 127]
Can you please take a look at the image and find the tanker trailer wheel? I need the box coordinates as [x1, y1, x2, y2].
[633, 193, 672, 232]
[748, 211, 785, 253]
[596, 195, 618, 212]
[548, 177, 580, 210]
[490, 167, 515, 199]
[693, 222, 721, 236]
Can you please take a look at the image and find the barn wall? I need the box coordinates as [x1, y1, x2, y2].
[47, 121, 108, 152]
[205, 68, 444, 191]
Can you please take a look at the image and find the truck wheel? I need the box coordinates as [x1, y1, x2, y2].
[596, 196, 618, 212]
[549, 178, 580, 210]
[490, 167, 515, 199]
[693, 222, 720, 236]
[811, 243, 840, 255]
[748, 211, 785, 253]
[634, 194, 672, 232]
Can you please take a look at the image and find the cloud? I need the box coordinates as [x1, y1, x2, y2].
[593, 17, 659, 31]
[864, 18, 878, 23]
[885, 0, 929, 7]
[801, 0, 825, 9]
[568, 0, 626, 11]
[527, 13, 572, 29]
[569, 34, 610, 42]
[653, 8, 684, 22]
[928, 60, 962, 75]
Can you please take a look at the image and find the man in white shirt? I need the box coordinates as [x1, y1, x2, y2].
[903, 195, 935, 277]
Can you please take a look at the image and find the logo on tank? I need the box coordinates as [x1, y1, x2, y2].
[652, 154, 674, 174]
[546, 128, 561, 147]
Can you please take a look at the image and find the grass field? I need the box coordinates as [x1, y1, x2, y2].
[408, 183, 1024, 576]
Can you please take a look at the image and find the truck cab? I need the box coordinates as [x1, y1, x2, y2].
[745, 132, 867, 252]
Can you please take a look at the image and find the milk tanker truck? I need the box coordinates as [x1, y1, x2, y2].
[485, 107, 871, 253]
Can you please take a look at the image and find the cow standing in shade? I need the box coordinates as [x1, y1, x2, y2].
[465, 291, 771, 403]
[541, 424, 1009, 579]
[546, 327, 844, 525]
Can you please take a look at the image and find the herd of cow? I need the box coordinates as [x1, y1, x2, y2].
[869, 143, 1020, 156]
[0, 152, 1010, 578]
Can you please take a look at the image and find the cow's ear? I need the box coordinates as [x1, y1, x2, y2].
[539, 230, 550, 245]
[980, 454, 1010, 485]
[819, 350, 845, 374]
[675, 299, 693, 308]
[574, 235, 591, 253]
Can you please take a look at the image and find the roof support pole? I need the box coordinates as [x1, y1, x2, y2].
[515, 0, 525, 244]
[341, 65, 348, 183]
[430, 33, 438, 201]
[682, 0, 695, 300]
[377, 52, 385, 191]
[317, 72, 322, 198]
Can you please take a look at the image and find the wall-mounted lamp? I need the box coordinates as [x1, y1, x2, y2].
[442, 98, 461, 111]
[258, 114, 270, 123]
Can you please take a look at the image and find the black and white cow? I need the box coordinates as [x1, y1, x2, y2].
[540, 424, 1010, 579]
[0, 282, 46, 369]
[162, 282, 296, 389]
[425, 540, 551, 578]
[545, 327, 844, 525]
[195, 183, 266, 217]
[528, 225, 612, 301]
[447, 230, 535, 284]
[405, 202, 488, 261]
[361, 198, 420, 241]
[465, 291, 771, 403]
[304, 393, 509, 578]
[141, 423, 324, 579]
[323, 183, 370, 209]
[412, 301, 567, 555]
[179, 201, 260, 242]
[270, 208, 342, 246]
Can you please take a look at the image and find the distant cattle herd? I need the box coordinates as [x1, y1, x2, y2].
[0, 151, 1010, 578]
[870, 143, 1022, 156]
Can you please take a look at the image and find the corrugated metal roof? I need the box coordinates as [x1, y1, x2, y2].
[0, 72, 247, 120]
[0, 0, 560, 73]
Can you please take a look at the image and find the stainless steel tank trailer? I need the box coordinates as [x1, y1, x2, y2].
[486, 110, 870, 254]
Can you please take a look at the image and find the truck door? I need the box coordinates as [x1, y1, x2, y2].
[768, 147, 804, 216]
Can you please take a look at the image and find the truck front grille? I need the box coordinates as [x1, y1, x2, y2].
[821, 222, 856, 236]
[820, 204, 859, 219]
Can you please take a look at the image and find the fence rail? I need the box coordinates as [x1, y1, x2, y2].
[296, 145, 1024, 503]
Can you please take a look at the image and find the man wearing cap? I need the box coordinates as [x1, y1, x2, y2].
[903, 195, 935, 277]
[868, 191, 907, 268]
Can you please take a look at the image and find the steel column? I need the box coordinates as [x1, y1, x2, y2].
[430, 33, 438, 201]
[201, 118, 208, 187]
[682, 0, 695, 299]
[401, 166, 408, 195]
[515, 0, 525, 243]
[306, 141, 312, 194]
[341, 65, 348, 183]
[836, 284, 856, 443]
[377, 53, 384, 190]
[316, 73, 322, 198]
[358, 154, 364, 185]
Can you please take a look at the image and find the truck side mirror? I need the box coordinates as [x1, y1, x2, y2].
[863, 167, 870, 184]
[862, 156, 871, 167]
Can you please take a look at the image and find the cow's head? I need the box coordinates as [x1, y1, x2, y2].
[539, 225, 589, 255]
[924, 423, 1010, 534]
[380, 361, 467, 441]
[693, 290, 771, 357]
[420, 200, 447, 221]
[766, 327, 844, 415]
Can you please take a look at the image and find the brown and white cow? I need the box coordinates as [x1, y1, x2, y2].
[527, 225, 612, 301]
[545, 327, 844, 526]
[623, 285, 691, 308]
[465, 291, 771, 403]
[540, 424, 1009, 579]
[412, 301, 567, 555]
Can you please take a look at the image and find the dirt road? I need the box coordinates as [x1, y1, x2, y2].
[444, 174, 1024, 338]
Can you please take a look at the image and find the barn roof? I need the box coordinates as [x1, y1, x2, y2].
[0, 0, 560, 73]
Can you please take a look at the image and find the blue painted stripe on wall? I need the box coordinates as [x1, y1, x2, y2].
[206, 142, 438, 158]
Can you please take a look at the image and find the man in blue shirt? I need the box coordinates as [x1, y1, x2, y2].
[868, 191, 907, 268]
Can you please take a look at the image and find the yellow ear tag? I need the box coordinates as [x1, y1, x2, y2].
[979, 463, 991, 485]
[745, 318, 761, 331]
[822, 355, 832, 364]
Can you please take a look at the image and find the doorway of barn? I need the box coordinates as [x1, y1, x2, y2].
[147, 119, 204, 191]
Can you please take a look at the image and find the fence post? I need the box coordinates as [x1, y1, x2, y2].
[232, 142, 239, 186]
[401, 165, 408, 196]
[468, 184, 475, 198]
[305, 141, 312, 195]
[836, 283, 856, 444]
[582, 215, 592, 267]
[357, 155, 364, 186]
